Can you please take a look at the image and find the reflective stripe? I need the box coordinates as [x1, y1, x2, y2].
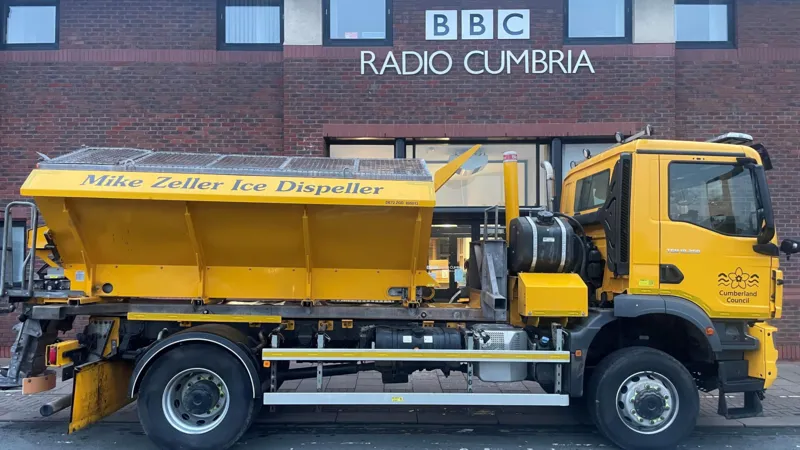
[524, 216, 538, 272]
[556, 217, 567, 273]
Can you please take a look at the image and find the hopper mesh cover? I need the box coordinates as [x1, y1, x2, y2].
[38, 147, 432, 181]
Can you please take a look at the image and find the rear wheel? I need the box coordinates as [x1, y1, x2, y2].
[587, 347, 699, 450]
[138, 344, 256, 450]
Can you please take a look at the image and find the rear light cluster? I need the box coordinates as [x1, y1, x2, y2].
[47, 345, 57, 366]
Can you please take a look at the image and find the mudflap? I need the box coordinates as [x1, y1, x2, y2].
[69, 359, 134, 433]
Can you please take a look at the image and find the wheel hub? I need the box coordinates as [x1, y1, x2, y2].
[632, 390, 666, 420]
[183, 380, 220, 415]
[616, 371, 679, 435]
[162, 368, 230, 434]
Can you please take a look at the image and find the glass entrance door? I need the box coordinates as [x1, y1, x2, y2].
[428, 224, 475, 301]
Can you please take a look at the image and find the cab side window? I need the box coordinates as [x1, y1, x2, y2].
[668, 162, 758, 236]
[573, 169, 610, 212]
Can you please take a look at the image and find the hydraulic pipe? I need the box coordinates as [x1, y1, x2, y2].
[503, 151, 520, 243]
[40, 394, 72, 417]
[280, 363, 376, 381]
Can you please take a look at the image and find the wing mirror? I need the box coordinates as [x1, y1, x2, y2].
[780, 239, 800, 260]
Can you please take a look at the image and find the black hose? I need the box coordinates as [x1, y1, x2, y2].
[573, 234, 587, 280]
[553, 212, 588, 280]
[280, 362, 376, 381]
[553, 212, 585, 237]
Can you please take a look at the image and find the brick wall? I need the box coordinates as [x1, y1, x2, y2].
[2, 0, 800, 358]
[60, 0, 217, 49]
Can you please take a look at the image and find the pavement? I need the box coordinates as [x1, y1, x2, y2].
[2, 361, 800, 429]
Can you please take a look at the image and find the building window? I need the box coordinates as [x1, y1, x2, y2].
[669, 163, 759, 237]
[1, 0, 59, 50]
[409, 143, 548, 208]
[218, 0, 282, 50]
[565, 0, 631, 43]
[675, 0, 735, 48]
[323, 0, 392, 46]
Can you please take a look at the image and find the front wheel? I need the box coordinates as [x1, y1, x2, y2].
[587, 347, 699, 450]
[138, 344, 257, 450]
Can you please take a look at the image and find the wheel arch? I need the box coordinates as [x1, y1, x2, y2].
[568, 294, 722, 397]
[128, 324, 261, 400]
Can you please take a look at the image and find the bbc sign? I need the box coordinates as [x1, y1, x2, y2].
[359, 8, 595, 76]
[426, 9, 531, 40]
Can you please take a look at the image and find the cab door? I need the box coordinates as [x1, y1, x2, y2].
[659, 155, 772, 319]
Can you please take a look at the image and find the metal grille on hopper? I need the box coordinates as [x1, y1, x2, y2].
[38, 147, 433, 181]
[45, 147, 152, 165]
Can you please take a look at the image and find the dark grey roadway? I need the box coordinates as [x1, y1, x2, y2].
[1, 423, 800, 450]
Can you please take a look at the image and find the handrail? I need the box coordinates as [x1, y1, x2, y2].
[0, 201, 39, 298]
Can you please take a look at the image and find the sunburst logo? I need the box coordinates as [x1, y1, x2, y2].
[718, 267, 759, 289]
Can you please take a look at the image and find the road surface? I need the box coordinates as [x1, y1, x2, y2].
[1, 423, 800, 450]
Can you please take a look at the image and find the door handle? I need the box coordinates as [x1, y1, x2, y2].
[660, 264, 684, 284]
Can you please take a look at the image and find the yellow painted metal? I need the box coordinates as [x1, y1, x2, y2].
[658, 152, 774, 319]
[127, 312, 282, 324]
[507, 276, 525, 327]
[36, 250, 59, 268]
[22, 167, 438, 303]
[46, 339, 80, 367]
[502, 152, 520, 242]
[261, 349, 571, 362]
[518, 273, 588, 318]
[28, 225, 57, 272]
[69, 360, 134, 434]
[27, 226, 50, 249]
[745, 322, 778, 389]
[771, 269, 783, 319]
[433, 144, 482, 192]
[23, 170, 435, 207]
[560, 138, 783, 320]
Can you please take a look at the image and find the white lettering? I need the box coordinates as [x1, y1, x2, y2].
[464, 50, 485, 75]
[574, 49, 596, 74]
[461, 10, 493, 40]
[483, 50, 505, 75]
[360, 51, 377, 75]
[567, 50, 573, 73]
[549, 50, 567, 74]
[506, 50, 529, 74]
[429, 50, 453, 75]
[380, 52, 401, 75]
[402, 51, 424, 75]
[426, 10, 457, 40]
[498, 10, 529, 40]
[361, 48, 596, 77]
[532, 50, 548, 74]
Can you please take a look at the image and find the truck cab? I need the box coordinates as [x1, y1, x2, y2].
[562, 136, 783, 324]
[560, 134, 786, 411]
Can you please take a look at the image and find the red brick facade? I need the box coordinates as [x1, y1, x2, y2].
[1, 0, 800, 356]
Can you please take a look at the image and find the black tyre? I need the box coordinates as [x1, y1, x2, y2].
[587, 347, 699, 450]
[138, 344, 257, 450]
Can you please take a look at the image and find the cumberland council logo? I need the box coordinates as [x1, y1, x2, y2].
[718, 267, 759, 289]
[718, 267, 759, 304]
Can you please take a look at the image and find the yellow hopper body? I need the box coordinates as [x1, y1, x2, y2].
[19, 147, 465, 304]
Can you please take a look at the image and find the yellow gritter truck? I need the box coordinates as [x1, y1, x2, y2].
[0, 128, 794, 450]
